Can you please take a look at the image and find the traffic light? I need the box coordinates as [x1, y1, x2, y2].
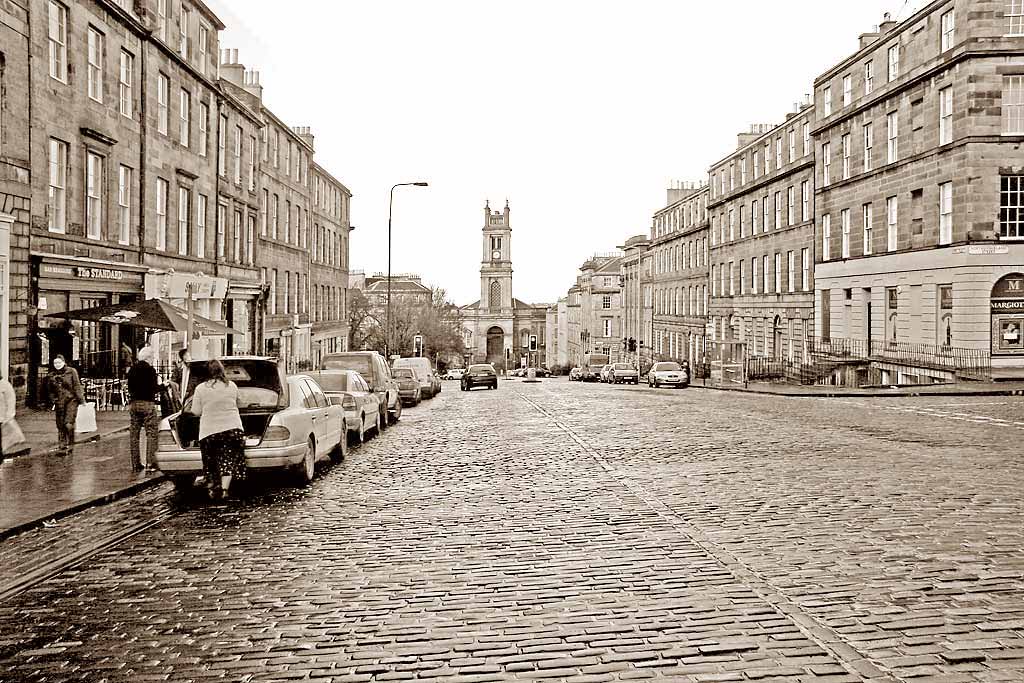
[628, 338, 637, 353]
[413, 334, 423, 357]
[529, 335, 538, 352]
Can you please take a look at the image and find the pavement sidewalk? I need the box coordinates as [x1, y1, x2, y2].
[14, 406, 132, 456]
[689, 378, 1024, 397]
[0, 407, 164, 540]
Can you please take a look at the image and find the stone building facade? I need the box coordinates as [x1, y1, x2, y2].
[0, 0, 31, 399]
[556, 253, 624, 368]
[708, 105, 817, 364]
[619, 235, 650, 364]
[649, 183, 710, 366]
[256, 108, 314, 367]
[461, 201, 549, 370]
[310, 162, 352, 365]
[813, 0, 1024, 380]
[14, 0, 352, 402]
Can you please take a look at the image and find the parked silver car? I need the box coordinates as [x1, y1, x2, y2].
[156, 357, 346, 491]
[610, 362, 639, 385]
[306, 370, 384, 443]
[321, 352, 402, 425]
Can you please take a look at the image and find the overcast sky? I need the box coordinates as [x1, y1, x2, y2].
[209, 0, 924, 306]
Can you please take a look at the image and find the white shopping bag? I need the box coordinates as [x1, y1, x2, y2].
[75, 402, 98, 433]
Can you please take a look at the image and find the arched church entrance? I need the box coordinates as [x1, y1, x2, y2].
[486, 326, 505, 368]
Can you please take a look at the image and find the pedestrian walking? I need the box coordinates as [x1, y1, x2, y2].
[187, 359, 246, 500]
[0, 374, 18, 464]
[119, 341, 134, 378]
[168, 348, 190, 408]
[127, 346, 160, 473]
[45, 355, 84, 456]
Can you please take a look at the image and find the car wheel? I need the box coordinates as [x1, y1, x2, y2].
[331, 424, 348, 462]
[294, 437, 315, 487]
[171, 475, 195, 494]
[379, 403, 390, 430]
[373, 410, 383, 436]
[357, 415, 366, 443]
[654, 381, 660, 388]
[390, 399, 402, 424]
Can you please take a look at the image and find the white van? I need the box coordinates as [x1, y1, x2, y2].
[392, 357, 439, 398]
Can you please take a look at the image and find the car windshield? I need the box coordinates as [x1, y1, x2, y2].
[655, 362, 682, 372]
[469, 365, 494, 375]
[321, 356, 374, 376]
[307, 372, 356, 393]
[394, 369, 415, 379]
[614, 363, 632, 370]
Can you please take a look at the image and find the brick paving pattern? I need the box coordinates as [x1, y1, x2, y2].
[0, 379, 1020, 682]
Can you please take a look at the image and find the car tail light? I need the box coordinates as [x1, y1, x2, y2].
[342, 395, 357, 409]
[263, 425, 291, 443]
[157, 430, 178, 451]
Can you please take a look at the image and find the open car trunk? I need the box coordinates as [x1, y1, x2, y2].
[173, 358, 286, 449]
[172, 411, 276, 449]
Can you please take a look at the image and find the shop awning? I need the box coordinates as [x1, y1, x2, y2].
[44, 298, 244, 336]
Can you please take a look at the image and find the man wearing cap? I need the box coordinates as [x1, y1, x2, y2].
[127, 346, 160, 473]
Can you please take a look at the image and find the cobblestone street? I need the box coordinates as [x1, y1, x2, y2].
[1, 379, 1022, 682]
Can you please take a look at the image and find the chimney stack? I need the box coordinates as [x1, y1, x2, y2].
[292, 126, 315, 151]
[737, 123, 772, 150]
[879, 12, 897, 35]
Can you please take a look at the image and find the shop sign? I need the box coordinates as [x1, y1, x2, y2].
[42, 263, 133, 281]
[41, 264, 75, 278]
[146, 272, 228, 300]
[968, 245, 1010, 256]
[76, 266, 125, 280]
[991, 273, 1024, 313]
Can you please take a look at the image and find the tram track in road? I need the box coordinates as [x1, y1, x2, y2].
[515, 386, 900, 683]
[0, 508, 177, 603]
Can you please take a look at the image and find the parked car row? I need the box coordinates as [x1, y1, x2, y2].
[155, 351, 445, 494]
[566, 360, 690, 388]
[509, 367, 551, 378]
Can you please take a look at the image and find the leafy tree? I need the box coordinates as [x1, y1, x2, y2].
[347, 285, 465, 366]
[347, 289, 385, 353]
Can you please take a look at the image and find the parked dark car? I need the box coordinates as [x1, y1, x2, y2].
[461, 364, 498, 391]
[392, 367, 422, 406]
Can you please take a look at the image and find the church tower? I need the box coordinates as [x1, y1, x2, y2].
[480, 200, 513, 312]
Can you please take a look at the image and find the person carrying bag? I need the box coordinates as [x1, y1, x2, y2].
[0, 375, 23, 463]
[45, 355, 84, 456]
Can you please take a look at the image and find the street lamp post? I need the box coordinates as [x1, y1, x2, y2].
[386, 181, 428, 358]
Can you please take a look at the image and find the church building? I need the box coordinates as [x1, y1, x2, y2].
[461, 201, 549, 369]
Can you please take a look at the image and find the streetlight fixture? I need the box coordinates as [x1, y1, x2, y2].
[386, 181, 429, 358]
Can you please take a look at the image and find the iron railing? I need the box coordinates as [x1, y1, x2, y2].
[810, 336, 990, 380]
